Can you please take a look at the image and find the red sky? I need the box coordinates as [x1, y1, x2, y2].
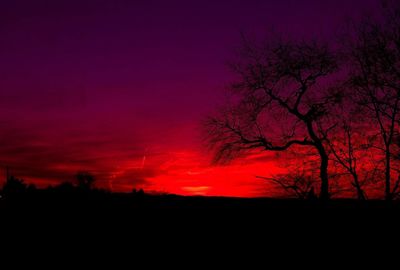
[0, 0, 380, 197]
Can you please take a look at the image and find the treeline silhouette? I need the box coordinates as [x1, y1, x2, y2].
[0, 172, 150, 212]
[205, 0, 400, 201]
[2, 172, 400, 214]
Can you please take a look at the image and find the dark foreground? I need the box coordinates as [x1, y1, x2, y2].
[2, 190, 400, 218]
[1, 191, 399, 258]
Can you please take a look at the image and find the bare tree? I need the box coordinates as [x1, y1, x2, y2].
[347, 0, 400, 200]
[206, 37, 340, 200]
[257, 168, 317, 200]
[325, 121, 367, 200]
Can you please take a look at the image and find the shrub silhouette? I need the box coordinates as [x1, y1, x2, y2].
[75, 172, 95, 191]
[2, 176, 27, 197]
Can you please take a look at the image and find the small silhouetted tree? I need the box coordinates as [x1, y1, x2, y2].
[206, 36, 340, 200]
[132, 188, 145, 199]
[75, 172, 95, 191]
[137, 188, 145, 197]
[2, 176, 27, 197]
[257, 169, 317, 199]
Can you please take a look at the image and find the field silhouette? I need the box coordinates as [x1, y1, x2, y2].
[1, 176, 399, 214]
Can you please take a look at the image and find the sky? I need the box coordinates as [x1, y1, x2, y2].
[0, 0, 380, 197]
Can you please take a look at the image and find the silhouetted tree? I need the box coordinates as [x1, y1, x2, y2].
[2, 175, 27, 197]
[75, 172, 95, 191]
[324, 121, 367, 200]
[206, 36, 340, 200]
[347, 0, 400, 200]
[258, 169, 316, 199]
[138, 188, 145, 197]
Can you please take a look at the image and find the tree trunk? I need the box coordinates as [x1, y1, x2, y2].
[385, 148, 392, 201]
[318, 146, 330, 201]
[306, 121, 330, 201]
[352, 173, 365, 200]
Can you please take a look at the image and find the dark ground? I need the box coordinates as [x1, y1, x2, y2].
[1, 191, 398, 262]
[2, 189, 400, 211]
[1, 190, 399, 222]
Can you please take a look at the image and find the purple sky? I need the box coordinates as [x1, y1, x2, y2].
[0, 0, 380, 196]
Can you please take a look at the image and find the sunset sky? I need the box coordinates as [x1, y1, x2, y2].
[0, 0, 380, 197]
